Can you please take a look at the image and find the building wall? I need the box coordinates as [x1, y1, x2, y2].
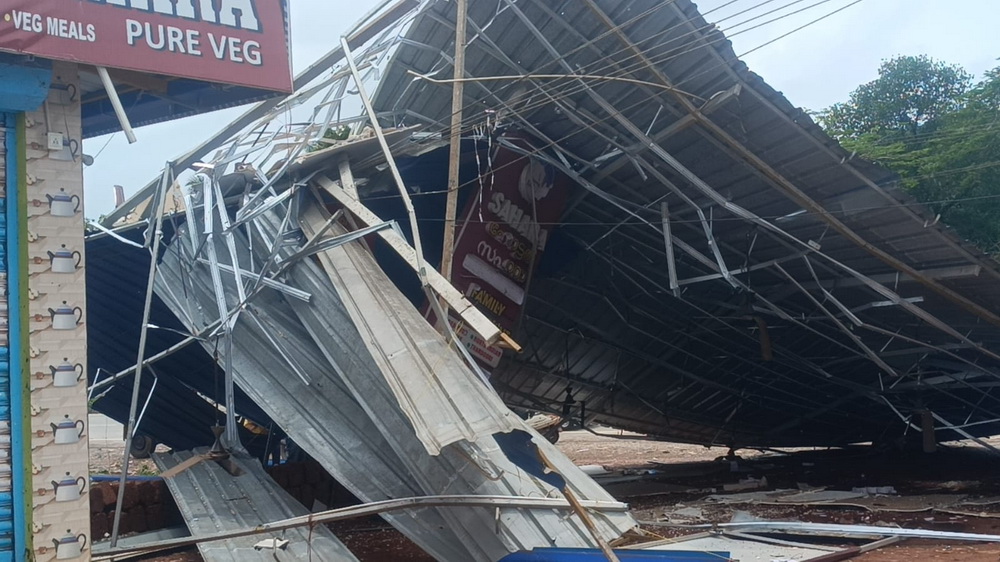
[22, 62, 90, 562]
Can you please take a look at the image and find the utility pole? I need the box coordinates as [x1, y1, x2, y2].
[440, 0, 468, 282]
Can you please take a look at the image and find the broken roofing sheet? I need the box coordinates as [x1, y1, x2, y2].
[149, 187, 635, 560]
[297, 195, 524, 456]
[365, 0, 1000, 447]
[152, 449, 357, 562]
[92, 0, 1000, 457]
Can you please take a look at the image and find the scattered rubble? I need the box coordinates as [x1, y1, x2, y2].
[556, 430, 1000, 561]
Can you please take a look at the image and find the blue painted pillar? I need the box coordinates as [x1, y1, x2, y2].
[5, 110, 27, 562]
[0, 56, 54, 561]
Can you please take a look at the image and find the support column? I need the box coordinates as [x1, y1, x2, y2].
[921, 410, 937, 454]
[23, 63, 90, 562]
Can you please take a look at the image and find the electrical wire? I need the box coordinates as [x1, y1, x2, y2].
[443, 0, 854, 136]
[389, 0, 872, 199]
[275, 0, 857, 172]
[830, 120, 1000, 155]
[366, 0, 823, 148]
[91, 132, 118, 161]
[243, 0, 867, 192]
[355, 173, 1000, 226]
[422, 0, 835, 141]
[220, 0, 968, 234]
[234, 0, 985, 268]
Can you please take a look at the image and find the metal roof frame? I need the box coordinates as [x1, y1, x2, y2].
[89, 0, 1000, 471]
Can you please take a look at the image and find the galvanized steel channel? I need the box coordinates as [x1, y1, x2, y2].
[153, 449, 357, 562]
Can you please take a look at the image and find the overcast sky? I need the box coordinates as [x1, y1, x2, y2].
[82, 0, 999, 219]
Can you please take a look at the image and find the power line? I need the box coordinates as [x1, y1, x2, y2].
[281, 0, 859, 169]
[239, 0, 892, 236]
[393, 0, 841, 144]
[273, 0, 888, 241]
[395, 0, 870, 199]
[359, 166, 1000, 226]
[831, 120, 1000, 153]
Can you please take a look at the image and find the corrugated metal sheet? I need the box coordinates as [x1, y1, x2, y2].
[150, 200, 635, 561]
[150, 233, 482, 560]
[85, 229, 274, 457]
[297, 203, 522, 455]
[153, 449, 357, 562]
[83, 10, 1000, 557]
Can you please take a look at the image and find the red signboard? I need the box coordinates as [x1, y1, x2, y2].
[449, 135, 569, 368]
[0, 0, 292, 92]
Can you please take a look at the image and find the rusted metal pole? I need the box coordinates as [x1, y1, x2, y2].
[440, 0, 468, 282]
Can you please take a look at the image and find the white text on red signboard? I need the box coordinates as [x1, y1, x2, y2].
[0, 0, 292, 91]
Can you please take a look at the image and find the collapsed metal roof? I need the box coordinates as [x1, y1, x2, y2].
[86, 3, 1000, 556]
[144, 185, 634, 559]
[364, 0, 1000, 448]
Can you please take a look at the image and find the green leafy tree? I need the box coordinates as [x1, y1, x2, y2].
[306, 125, 352, 153]
[820, 55, 972, 143]
[820, 57, 1000, 254]
[907, 68, 1000, 252]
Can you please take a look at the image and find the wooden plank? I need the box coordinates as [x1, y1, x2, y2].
[314, 175, 502, 344]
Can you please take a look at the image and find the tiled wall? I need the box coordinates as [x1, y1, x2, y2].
[23, 62, 90, 562]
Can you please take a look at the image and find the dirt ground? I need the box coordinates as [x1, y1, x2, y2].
[89, 442, 161, 476]
[88, 415, 165, 476]
[556, 428, 737, 468]
[859, 543, 1000, 561]
[559, 428, 1000, 562]
[119, 428, 1000, 561]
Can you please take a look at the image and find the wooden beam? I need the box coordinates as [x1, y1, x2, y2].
[440, 0, 468, 282]
[316, 175, 503, 345]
